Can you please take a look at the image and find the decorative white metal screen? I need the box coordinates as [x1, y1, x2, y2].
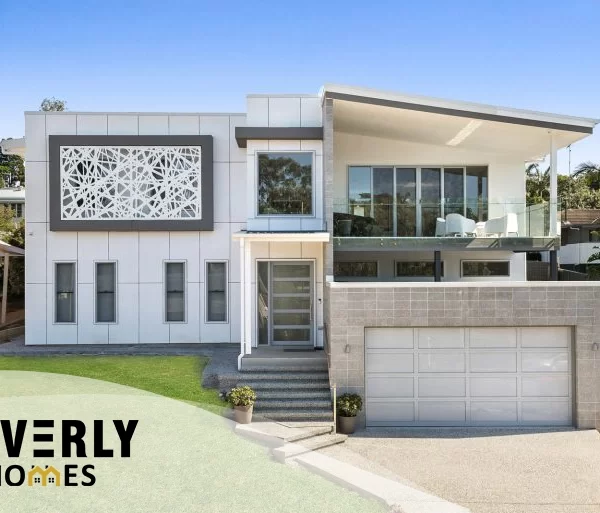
[60, 146, 202, 220]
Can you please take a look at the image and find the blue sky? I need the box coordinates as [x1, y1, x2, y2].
[1, 0, 598, 172]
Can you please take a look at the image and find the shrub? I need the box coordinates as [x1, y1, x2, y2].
[227, 386, 256, 407]
[337, 393, 363, 417]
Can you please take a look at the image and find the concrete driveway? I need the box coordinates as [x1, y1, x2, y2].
[322, 428, 600, 513]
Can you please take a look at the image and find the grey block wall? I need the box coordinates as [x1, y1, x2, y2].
[326, 283, 600, 429]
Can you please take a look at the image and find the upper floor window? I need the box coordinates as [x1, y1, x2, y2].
[257, 152, 313, 215]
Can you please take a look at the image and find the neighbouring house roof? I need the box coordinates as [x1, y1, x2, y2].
[561, 209, 600, 226]
[0, 240, 24, 256]
[0, 188, 25, 202]
[0, 137, 25, 158]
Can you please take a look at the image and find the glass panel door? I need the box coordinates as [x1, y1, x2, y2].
[420, 168, 441, 236]
[270, 262, 313, 346]
[396, 168, 417, 236]
[372, 168, 394, 236]
[443, 167, 465, 217]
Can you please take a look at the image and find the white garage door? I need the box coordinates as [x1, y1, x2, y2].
[366, 327, 572, 427]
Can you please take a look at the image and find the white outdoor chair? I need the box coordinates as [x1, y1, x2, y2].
[484, 213, 519, 237]
[444, 213, 477, 236]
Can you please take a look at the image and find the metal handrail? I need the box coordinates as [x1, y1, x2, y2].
[323, 322, 337, 433]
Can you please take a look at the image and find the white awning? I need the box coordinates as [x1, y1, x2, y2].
[232, 231, 330, 243]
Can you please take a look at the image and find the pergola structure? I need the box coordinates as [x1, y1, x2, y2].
[0, 240, 24, 325]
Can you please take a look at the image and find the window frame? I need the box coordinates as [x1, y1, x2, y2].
[205, 260, 229, 324]
[333, 261, 379, 279]
[256, 151, 315, 218]
[94, 261, 118, 324]
[164, 260, 187, 324]
[54, 261, 77, 324]
[460, 260, 511, 278]
[394, 260, 445, 278]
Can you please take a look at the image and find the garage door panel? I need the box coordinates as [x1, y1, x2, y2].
[418, 328, 464, 348]
[367, 401, 415, 423]
[367, 351, 413, 373]
[418, 353, 465, 372]
[521, 352, 569, 372]
[521, 401, 571, 424]
[418, 377, 465, 397]
[367, 376, 413, 398]
[471, 402, 518, 423]
[366, 328, 414, 349]
[365, 327, 572, 427]
[471, 377, 517, 397]
[521, 327, 570, 348]
[470, 352, 516, 372]
[470, 327, 517, 348]
[522, 376, 570, 397]
[419, 401, 466, 422]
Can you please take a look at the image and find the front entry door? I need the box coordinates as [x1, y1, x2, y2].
[257, 262, 314, 347]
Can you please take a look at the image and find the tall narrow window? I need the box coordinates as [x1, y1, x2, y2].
[206, 262, 227, 322]
[165, 262, 185, 322]
[55, 263, 76, 323]
[95, 262, 116, 323]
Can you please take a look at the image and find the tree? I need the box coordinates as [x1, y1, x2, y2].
[526, 163, 549, 204]
[40, 97, 66, 112]
[573, 161, 600, 190]
[0, 150, 24, 185]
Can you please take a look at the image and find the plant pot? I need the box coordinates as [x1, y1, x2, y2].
[338, 415, 356, 434]
[337, 219, 353, 236]
[233, 404, 253, 424]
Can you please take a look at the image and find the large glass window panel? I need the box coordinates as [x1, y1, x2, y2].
[257, 262, 269, 345]
[206, 262, 227, 322]
[95, 262, 116, 323]
[55, 263, 76, 323]
[348, 166, 372, 216]
[466, 166, 488, 222]
[257, 153, 312, 215]
[461, 261, 509, 277]
[373, 167, 394, 236]
[421, 168, 442, 236]
[396, 168, 417, 236]
[272, 280, 311, 294]
[444, 168, 464, 217]
[333, 261, 378, 278]
[165, 262, 185, 322]
[272, 329, 311, 342]
[396, 261, 444, 277]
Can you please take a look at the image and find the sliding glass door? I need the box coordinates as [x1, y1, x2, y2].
[347, 166, 487, 236]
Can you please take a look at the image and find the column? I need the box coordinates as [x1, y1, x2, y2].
[549, 132, 558, 237]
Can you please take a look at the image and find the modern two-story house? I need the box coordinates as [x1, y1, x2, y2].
[23, 84, 600, 429]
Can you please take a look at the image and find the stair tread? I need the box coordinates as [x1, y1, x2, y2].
[255, 399, 332, 408]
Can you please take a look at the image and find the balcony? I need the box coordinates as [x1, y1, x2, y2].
[333, 200, 560, 252]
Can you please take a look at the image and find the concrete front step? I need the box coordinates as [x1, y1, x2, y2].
[255, 398, 332, 409]
[240, 379, 330, 390]
[254, 409, 333, 422]
[237, 371, 329, 381]
[257, 389, 331, 400]
[272, 433, 348, 461]
[241, 358, 327, 372]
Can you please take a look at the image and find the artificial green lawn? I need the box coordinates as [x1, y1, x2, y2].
[0, 355, 225, 409]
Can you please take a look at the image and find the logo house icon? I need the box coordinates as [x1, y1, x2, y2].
[27, 465, 61, 487]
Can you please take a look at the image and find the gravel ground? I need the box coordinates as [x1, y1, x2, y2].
[321, 428, 600, 513]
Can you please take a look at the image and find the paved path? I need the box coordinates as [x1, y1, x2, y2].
[322, 428, 600, 513]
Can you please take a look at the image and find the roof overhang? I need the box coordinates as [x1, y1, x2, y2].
[235, 127, 323, 148]
[232, 231, 330, 243]
[0, 240, 24, 256]
[323, 84, 598, 159]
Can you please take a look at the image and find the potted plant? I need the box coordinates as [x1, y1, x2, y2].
[227, 385, 257, 424]
[337, 393, 363, 434]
